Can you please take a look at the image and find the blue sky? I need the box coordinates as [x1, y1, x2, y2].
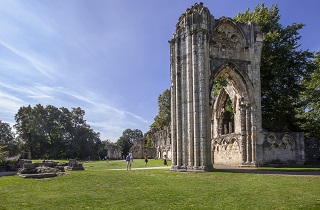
[1, 0, 319, 142]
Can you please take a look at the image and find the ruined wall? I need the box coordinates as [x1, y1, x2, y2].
[259, 132, 304, 165]
[153, 126, 172, 160]
[130, 138, 145, 159]
[106, 145, 122, 159]
[166, 3, 305, 168]
[212, 134, 242, 166]
[129, 128, 170, 159]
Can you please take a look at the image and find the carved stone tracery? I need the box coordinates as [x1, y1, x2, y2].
[263, 133, 295, 150]
[212, 22, 244, 49]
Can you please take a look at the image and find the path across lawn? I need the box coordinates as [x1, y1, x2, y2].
[1, 165, 319, 177]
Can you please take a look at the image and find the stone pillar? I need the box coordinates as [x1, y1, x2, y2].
[192, 31, 200, 167]
[181, 34, 188, 167]
[170, 39, 177, 167]
[176, 38, 182, 168]
[246, 104, 252, 163]
[204, 31, 212, 168]
[198, 30, 211, 168]
[170, 3, 214, 171]
[187, 32, 194, 167]
[240, 101, 247, 164]
[218, 117, 223, 136]
[229, 122, 232, 134]
[224, 124, 228, 135]
[251, 125, 256, 164]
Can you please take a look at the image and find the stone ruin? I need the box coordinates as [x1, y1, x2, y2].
[67, 159, 85, 170]
[130, 134, 156, 159]
[168, 3, 306, 171]
[106, 144, 122, 159]
[129, 127, 171, 160]
[124, 3, 317, 169]
[153, 126, 172, 160]
[18, 159, 84, 178]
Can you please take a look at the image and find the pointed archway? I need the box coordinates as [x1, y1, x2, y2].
[210, 62, 257, 166]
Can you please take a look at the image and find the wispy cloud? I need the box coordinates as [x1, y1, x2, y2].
[0, 80, 149, 140]
[0, 40, 56, 80]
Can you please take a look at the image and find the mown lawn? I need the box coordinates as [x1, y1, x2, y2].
[0, 159, 319, 210]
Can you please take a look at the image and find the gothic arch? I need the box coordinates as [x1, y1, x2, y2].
[210, 62, 255, 105]
[211, 61, 258, 164]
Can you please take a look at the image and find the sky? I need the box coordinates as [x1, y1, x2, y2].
[1, 0, 319, 142]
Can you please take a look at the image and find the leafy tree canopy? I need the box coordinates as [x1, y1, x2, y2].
[150, 89, 171, 131]
[14, 104, 101, 159]
[234, 3, 315, 132]
[297, 52, 320, 139]
[116, 128, 143, 156]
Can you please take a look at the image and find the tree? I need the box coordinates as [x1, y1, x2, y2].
[0, 120, 17, 156]
[14, 105, 36, 157]
[234, 4, 315, 132]
[297, 52, 320, 139]
[117, 129, 143, 157]
[0, 120, 15, 146]
[150, 89, 171, 131]
[14, 104, 102, 159]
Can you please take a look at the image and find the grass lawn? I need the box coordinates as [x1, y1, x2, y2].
[1, 159, 320, 210]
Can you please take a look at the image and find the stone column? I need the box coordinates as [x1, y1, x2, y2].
[204, 31, 212, 168]
[187, 31, 194, 167]
[170, 39, 177, 167]
[181, 34, 188, 167]
[176, 37, 182, 167]
[198, 30, 207, 167]
[251, 108, 256, 164]
[229, 122, 233, 134]
[251, 126, 256, 164]
[240, 100, 247, 164]
[192, 31, 200, 167]
[246, 104, 252, 163]
[224, 124, 228, 135]
[218, 117, 223, 136]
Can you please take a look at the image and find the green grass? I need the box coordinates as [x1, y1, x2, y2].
[0, 159, 320, 210]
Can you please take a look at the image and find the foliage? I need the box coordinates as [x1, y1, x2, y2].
[211, 77, 234, 125]
[150, 89, 171, 131]
[211, 76, 228, 101]
[98, 140, 109, 158]
[14, 104, 101, 160]
[0, 161, 319, 209]
[0, 120, 18, 156]
[116, 128, 143, 156]
[145, 133, 152, 148]
[0, 146, 9, 169]
[234, 4, 315, 132]
[297, 52, 320, 139]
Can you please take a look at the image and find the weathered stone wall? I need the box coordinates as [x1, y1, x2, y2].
[129, 129, 169, 159]
[212, 134, 242, 166]
[153, 126, 172, 160]
[259, 132, 304, 166]
[130, 138, 145, 159]
[106, 145, 122, 159]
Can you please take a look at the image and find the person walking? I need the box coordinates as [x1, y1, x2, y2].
[163, 155, 168, 166]
[126, 153, 133, 170]
[144, 155, 148, 166]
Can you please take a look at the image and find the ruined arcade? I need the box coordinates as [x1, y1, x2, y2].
[169, 3, 304, 171]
